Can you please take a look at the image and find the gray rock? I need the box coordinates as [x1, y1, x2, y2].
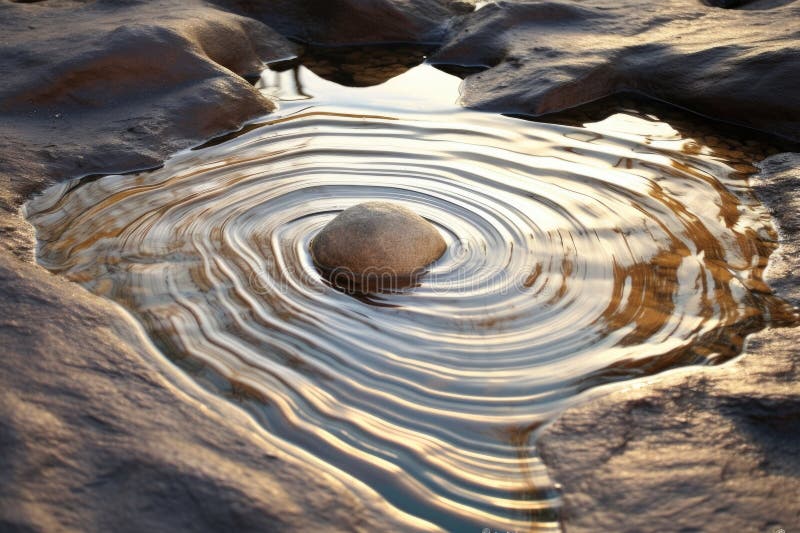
[311, 202, 446, 288]
[536, 153, 800, 532]
[432, 0, 800, 141]
[0, 0, 295, 207]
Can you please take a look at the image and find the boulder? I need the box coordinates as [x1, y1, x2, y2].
[0, 0, 296, 205]
[311, 202, 446, 289]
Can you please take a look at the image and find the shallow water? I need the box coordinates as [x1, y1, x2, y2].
[25, 55, 796, 531]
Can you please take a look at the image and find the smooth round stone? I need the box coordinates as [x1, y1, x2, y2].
[311, 201, 446, 289]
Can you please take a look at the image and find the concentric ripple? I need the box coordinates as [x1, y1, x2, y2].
[25, 64, 795, 531]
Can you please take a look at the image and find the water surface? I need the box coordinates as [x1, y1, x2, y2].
[25, 52, 796, 532]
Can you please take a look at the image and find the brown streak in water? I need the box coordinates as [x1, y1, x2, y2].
[497, 423, 558, 531]
[600, 249, 681, 347]
[547, 256, 573, 305]
[262, 110, 400, 127]
[523, 263, 543, 289]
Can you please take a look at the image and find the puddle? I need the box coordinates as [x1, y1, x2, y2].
[24, 47, 798, 531]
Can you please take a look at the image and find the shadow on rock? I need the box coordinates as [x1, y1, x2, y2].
[431, 0, 800, 141]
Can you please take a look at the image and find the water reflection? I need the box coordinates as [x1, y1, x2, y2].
[25, 51, 798, 532]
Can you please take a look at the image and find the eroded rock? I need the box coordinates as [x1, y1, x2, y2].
[432, 0, 800, 141]
[0, 0, 296, 209]
[311, 202, 446, 288]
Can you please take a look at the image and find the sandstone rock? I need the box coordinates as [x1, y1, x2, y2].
[0, 0, 296, 207]
[536, 153, 800, 532]
[311, 202, 446, 288]
[432, 0, 800, 141]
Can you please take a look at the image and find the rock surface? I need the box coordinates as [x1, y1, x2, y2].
[311, 202, 446, 285]
[218, 0, 470, 46]
[0, 0, 293, 207]
[432, 0, 800, 141]
[537, 153, 800, 532]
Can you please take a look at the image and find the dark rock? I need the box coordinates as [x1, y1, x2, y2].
[216, 0, 465, 45]
[703, 0, 754, 7]
[311, 202, 446, 288]
[536, 153, 800, 532]
[432, 0, 800, 141]
[0, 0, 298, 209]
[299, 44, 434, 87]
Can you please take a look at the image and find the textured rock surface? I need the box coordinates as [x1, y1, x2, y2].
[537, 153, 800, 532]
[311, 202, 446, 282]
[0, 0, 293, 206]
[432, 0, 800, 141]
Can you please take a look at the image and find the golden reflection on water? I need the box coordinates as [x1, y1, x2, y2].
[25, 49, 798, 532]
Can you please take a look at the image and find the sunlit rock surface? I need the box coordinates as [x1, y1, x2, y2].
[0, 255, 434, 533]
[432, 0, 800, 141]
[0, 0, 293, 198]
[311, 202, 446, 287]
[537, 153, 800, 532]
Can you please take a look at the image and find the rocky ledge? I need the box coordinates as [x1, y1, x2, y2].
[432, 0, 800, 141]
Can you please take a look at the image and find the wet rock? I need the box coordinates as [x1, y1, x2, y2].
[300, 44, 433, 87]
[704, 0, 754, 6]
[311, 202, 446, 288]
[217, 0, 466, 46]
[536, 153, 800, 532]
[432, 0, 800, 141]
[0, 1, 298, 205]
[750, 153, 800, 304]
